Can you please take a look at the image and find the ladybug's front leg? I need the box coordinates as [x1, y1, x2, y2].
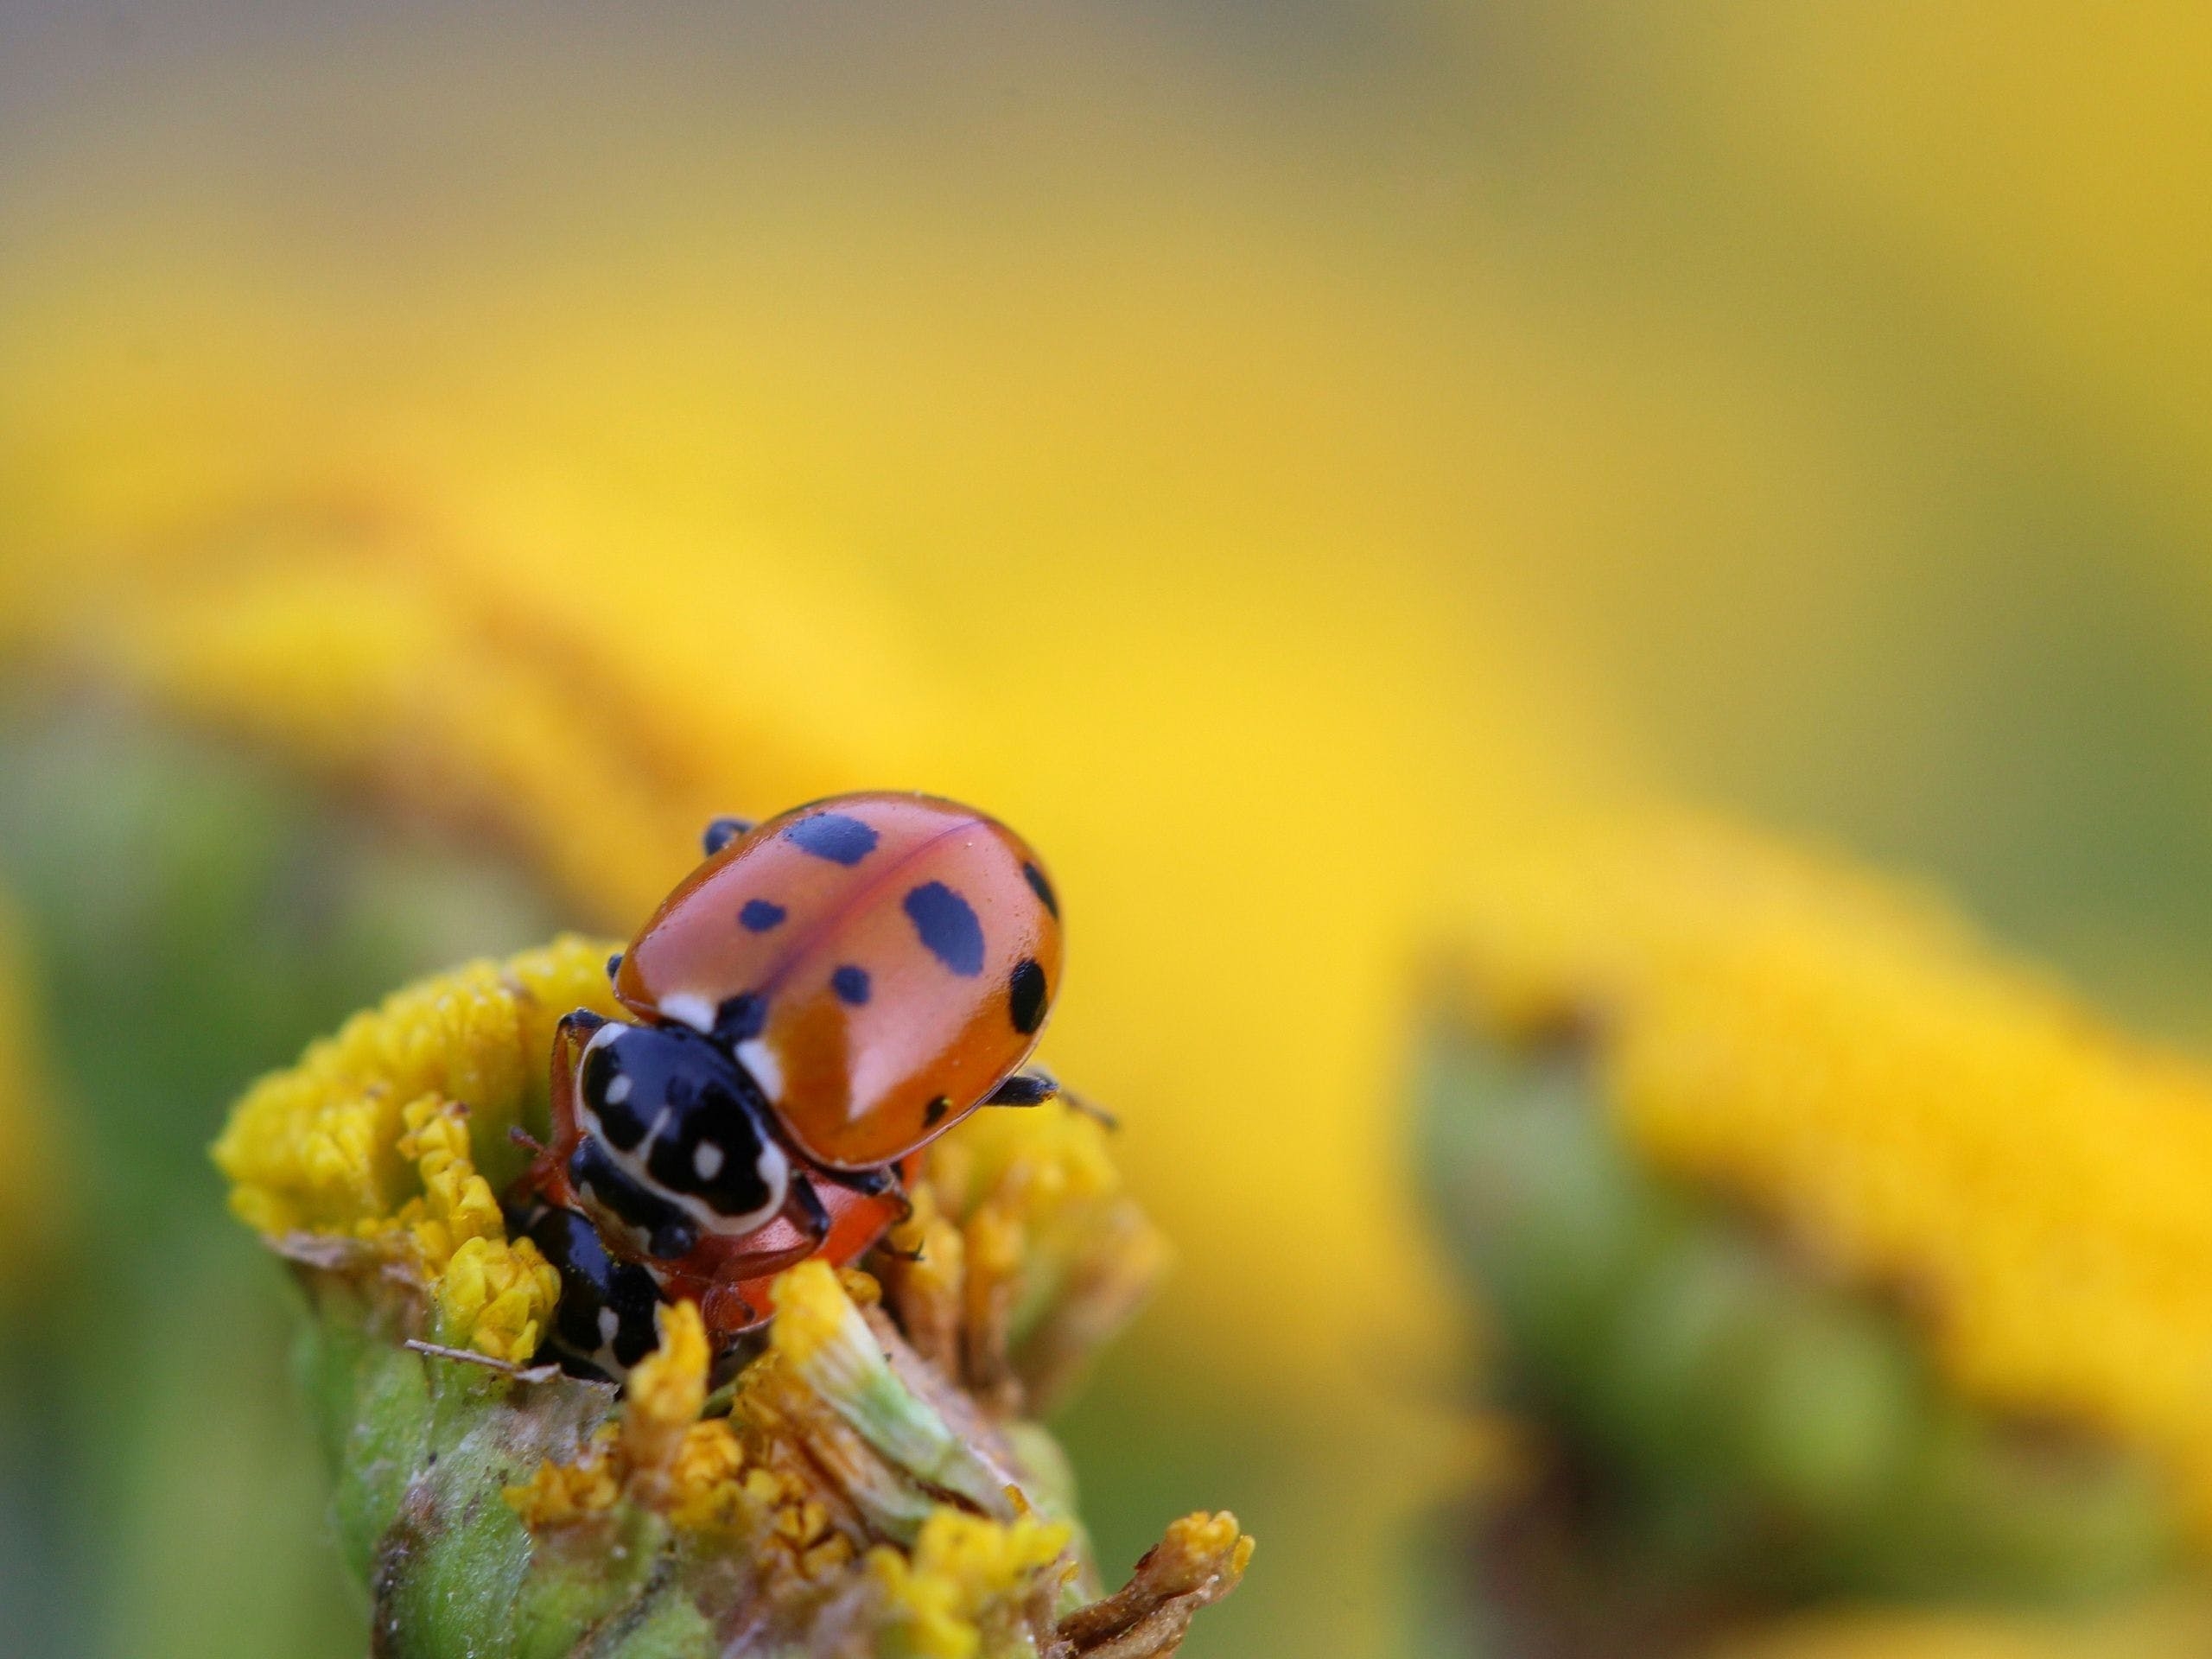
[813, 1160, 913, 1231]
[514, 1007, 607, 1209]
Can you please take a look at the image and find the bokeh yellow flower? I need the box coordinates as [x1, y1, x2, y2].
[1452, 810, 2212, 1546]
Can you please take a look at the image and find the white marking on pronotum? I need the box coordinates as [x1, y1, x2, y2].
[660, 992, 715, 1033]
[747, 1137, 791, 1228]
[693, 1141, 725, 1180]
[734, 1037, 783, 1102]
[604, 1072, 632, 1105]
[598, 1306, 620, 1345]
[584, 1020, 624, 1055]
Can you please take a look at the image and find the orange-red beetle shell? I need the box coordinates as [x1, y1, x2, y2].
[613, 792, 1063, 1170]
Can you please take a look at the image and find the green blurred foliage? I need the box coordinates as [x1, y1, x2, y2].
[0, 697, 563, 1659]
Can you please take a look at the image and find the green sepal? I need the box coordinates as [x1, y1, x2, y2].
[512, 1509, 672, 1659]
[1417, 1024, 2185, 1605]
[293, 1274, 435, 1579]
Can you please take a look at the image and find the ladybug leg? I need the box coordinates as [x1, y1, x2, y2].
[812, 1162, 900, 1199]
[985, 1068, 1058, 1107]
[815, 1160, 917, 1235]
[1060, 1090, 1120, 1130]
[785, 1169, 833, 1249]
[702, 815, 756, 856]
[514, 1008, 607, 1205]
[988, 1068, 1119, 1130]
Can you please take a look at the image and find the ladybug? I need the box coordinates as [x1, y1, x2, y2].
[514, 792, 1067, 1378]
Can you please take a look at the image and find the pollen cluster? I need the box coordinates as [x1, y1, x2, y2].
[1457, 810, 2212, 1541]
[867, 1510, 1074, 1659]
[212, 933, 620, 1356]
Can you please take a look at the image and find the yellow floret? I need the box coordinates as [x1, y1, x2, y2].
[1458, 810, 2212, 1543]
[867, 1510, 1073, 1659]
[504, 1427, 623, 1529]
[768, 1258, 852, 1370]
[623, 1300, 713, 1500]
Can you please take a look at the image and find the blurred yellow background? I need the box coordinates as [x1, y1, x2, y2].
[9, 6, 2212, 1656]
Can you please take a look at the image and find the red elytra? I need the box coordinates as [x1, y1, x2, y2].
[519, 791, 1065, 1353]
[613, 791, 1064, 1170]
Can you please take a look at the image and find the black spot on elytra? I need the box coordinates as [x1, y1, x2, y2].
[739, 898, 787, 932]
[903, 881, 985, 976]
[786, 811, 880, 866]
[1022, 861, 1059, 918]
[1007, 958, 1049, 1034]
[830, 964, 872, 1006]
[925, 1095, 952, 1126]
[714, 993, 767, 1043]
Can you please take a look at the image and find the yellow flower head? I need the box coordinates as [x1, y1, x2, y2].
[212, 933, 620, 1358]
[225, 936, 1245, 1654]
[1456, 810, 2212, 1543]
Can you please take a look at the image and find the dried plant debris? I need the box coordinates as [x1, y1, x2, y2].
[218, 939, 1249, 1658]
